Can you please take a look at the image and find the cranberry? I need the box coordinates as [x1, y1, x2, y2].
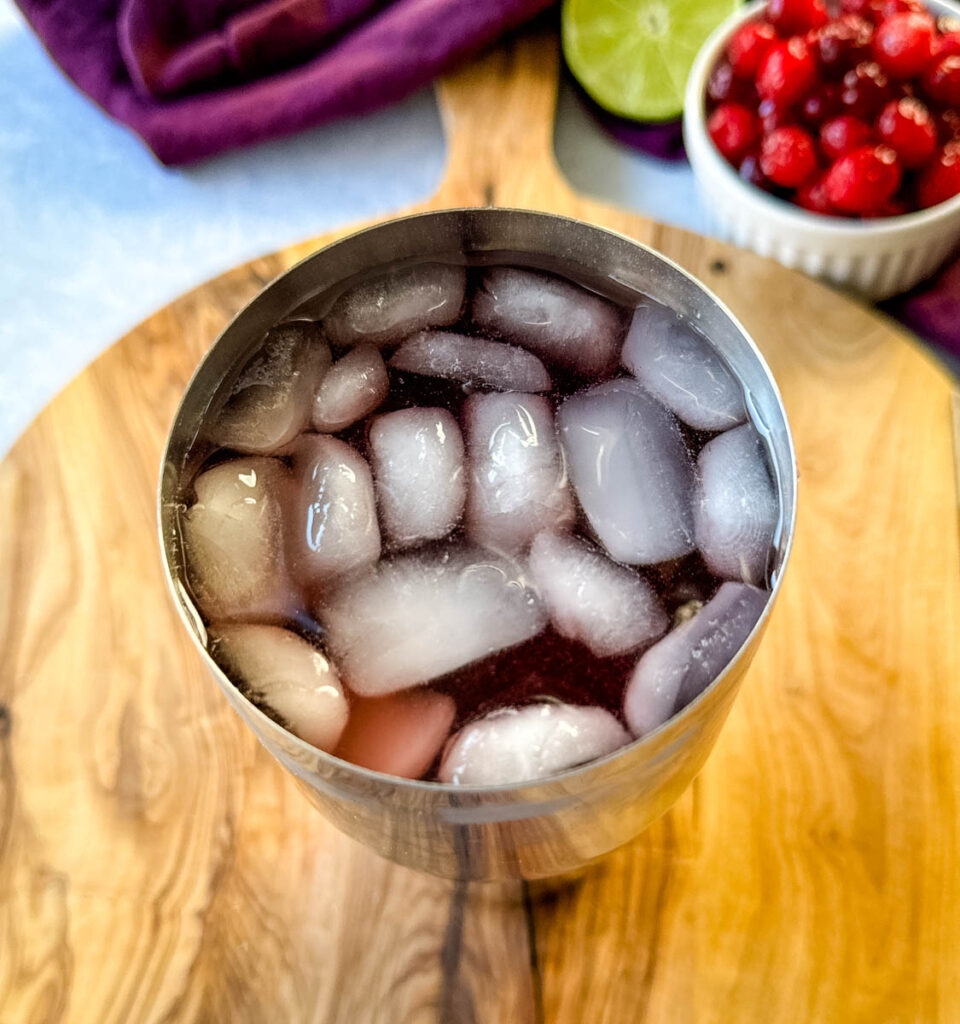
[808, 15, 874, 77]
[708, 103, 762, 163]
[708, 60, 740, 103]
[801, 83, 843, 124]
[924, 56, 960, 107]
[876, 97, 937, 167]
[933, 31, 960, 59]
[728, 21, 777, 78]
[841, 0, 904, 22]
[847, 0, 926, 23]
[824, 144, 902, 211]
[866, 197, 910, 215]
[796, 175, 836, 211]
[876, 0, 926, 16]
[840, 0, 876, 17]
[756, 38, 820, 107]
[917, 140, 960, 206]
[872, 12, 936, 78]
[820, 114, 875, 159]
[841, 61, 894, 118]
[759, 97, 798, 133]
[739, 151, 770, 190]
[760, 126, 819, 186]
[768, 0, 829, 34]
[936, 107, 960, 142]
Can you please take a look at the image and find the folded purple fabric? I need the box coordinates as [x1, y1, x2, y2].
[593, 113, 685, 162]
[117, 0, 385, 98]
[16, 0, 553, 165]
[882, 260, 960, 362]
[572, 83, 686, 162]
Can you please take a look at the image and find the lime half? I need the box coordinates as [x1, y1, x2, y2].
[562, 0, 740, 122]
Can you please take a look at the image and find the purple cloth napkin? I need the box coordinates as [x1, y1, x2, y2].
[882, 261, 960, 363]
[16, 0, 553, 165]
[571, 82, 686, 163]
[594, 113, 685, 162]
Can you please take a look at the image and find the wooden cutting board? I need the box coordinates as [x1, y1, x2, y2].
[2, 29, 959, 1024]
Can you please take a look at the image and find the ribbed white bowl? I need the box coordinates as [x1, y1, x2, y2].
[683, 0, 960, 299]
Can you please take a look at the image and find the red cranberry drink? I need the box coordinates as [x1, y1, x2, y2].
[179, 260, 780, 786]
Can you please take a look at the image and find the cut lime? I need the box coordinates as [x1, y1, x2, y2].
[562, 0, 740, 122]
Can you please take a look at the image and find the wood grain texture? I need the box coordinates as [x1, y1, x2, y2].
[2, 28, 959, 1024]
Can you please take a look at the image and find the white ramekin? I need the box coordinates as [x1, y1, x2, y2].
[683, 0, 960, 299]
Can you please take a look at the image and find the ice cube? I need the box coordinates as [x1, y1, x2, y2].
[621, 303, 747, 431]
[312, 344, 388, 432]
[317, 546, 547, 696]
[209, 624, 348, 752]
[623, 582, 768, 737]
[557, 379, 697, 564]
[471, 266, 624, 377]
[333, 689, 456, 779]
[181, 457, 295, 622]
[464, 393, 574, 553]
[209, 322, 330, 454]
[286, 435, 380, 587]
[694, 424, 778, 585]
[389, 330, 552, 392]
[528, 531, 668, 657]
[437, 702, 629, 786]
[323, 263, 466, 349]
[369, 408, 466, 547]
